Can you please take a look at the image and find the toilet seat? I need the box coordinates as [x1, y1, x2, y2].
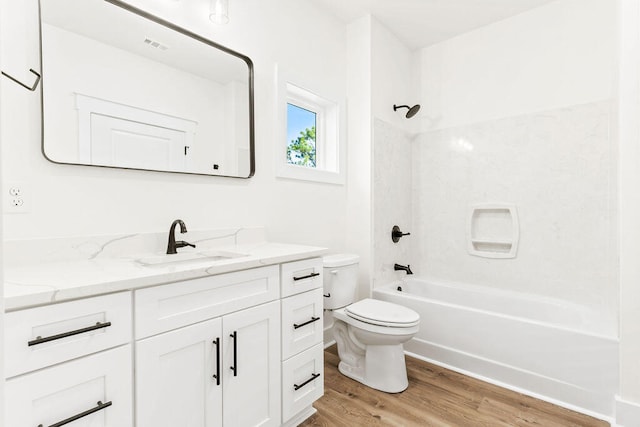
[345, 298, 420, 328]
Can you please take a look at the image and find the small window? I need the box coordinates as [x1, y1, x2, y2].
[287, 104, 316, 168]
[277, 81, 344, 185]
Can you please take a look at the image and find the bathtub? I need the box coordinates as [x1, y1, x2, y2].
[373, 278, 618, 419]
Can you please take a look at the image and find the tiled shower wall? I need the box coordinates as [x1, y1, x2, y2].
[411, 101, 617, 334]
[372, 118, 413, 288]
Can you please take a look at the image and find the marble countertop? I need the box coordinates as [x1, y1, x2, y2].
[4, 240, 327, 311]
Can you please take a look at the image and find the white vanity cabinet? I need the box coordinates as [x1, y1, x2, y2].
[4, 292, 133, 427]
[279, 258, 325, 425]
[4, 255, 326, 427]
[134, 266, 281, 427]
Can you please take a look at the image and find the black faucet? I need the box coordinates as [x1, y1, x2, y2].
[166, 219, 196, 254]
[394, 263, 413, 275]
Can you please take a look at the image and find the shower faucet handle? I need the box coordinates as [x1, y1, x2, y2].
[391, 225, 411, 243]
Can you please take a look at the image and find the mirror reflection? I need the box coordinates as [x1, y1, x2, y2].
[40, 0, 254, 177]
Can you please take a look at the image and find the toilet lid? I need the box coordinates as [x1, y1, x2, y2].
[345, 298, 420, 327]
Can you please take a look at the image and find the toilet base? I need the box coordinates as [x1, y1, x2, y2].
[337, 344, 409, 393]
[333, 320, 410, 393]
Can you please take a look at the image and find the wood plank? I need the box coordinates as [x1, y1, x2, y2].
[300, 345, 609, 427]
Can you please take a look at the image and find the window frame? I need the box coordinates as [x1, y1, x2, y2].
[276, 70, 345, 185]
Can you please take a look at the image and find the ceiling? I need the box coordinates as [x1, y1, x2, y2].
[311, 0, 558, 50]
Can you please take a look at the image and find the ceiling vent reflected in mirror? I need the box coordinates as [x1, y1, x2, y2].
[143, 38, 168, 51]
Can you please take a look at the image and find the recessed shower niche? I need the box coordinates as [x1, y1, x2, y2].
[467, 204, 519, 259]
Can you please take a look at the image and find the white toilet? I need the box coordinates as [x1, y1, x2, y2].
[323, 254, 420, 393]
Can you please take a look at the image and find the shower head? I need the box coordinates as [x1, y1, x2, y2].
[393, 104, 421, 119]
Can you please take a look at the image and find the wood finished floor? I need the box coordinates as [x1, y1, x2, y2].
[300, 345, 609, 427]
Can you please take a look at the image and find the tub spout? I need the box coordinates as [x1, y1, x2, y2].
[394, 263, 413, 275]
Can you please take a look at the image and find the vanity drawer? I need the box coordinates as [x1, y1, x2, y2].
[282, 288, 323, 360]
[282, 343, 324, 422]
[135, 265, 279, 338]
[281, 258, 323, 298]
[5, 345, 132, 427]
[5, 292, 132, 378]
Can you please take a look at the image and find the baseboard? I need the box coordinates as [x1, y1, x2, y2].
[615, 396, 640, 426]
[323, 324, 334, 345]
[405, 338, 614, 422]
[282, 406, 317, 427]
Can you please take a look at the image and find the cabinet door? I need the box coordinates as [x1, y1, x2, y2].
[5, 345, 132, 427]
[136, 318, 223, 427]
[223, 301, 281, 427]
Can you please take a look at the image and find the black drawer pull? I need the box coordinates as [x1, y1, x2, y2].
[323, 293, 330, 298]
[294, 316, 320, 329]
[39, 400, 112, 427]
[293, 272, 320, 281]
[230, 331, 238, 377]
[212, 337, 221, 386]
[28, 322, 112, 346]
[294, 373, 321, 391]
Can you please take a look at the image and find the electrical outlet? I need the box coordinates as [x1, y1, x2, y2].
[4, 182, 29, 213]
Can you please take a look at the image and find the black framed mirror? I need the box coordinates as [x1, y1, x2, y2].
[40, 0, 255, 177]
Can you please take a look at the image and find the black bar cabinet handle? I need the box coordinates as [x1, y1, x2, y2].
[323, 293, 331, 298]
[229, 331, 237, 377]
[212, 337, 221, 386]
[38, 400, 112, 427]
[28, 322, 112, 346]
[294, 316, 320, 330]
[294, 373, 321, 391]
[293, 272, 320, 281]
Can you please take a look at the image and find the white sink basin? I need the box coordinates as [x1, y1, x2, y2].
[136, 249, 248, 267]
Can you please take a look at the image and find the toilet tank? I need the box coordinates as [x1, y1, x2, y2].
[323, 254, 360, 310]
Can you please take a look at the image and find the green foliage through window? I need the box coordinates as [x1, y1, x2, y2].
[287, 126, 316, 167]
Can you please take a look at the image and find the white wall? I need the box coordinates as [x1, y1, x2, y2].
[0, 0, 349, 254]
[369, 18, 416, 287]
[413, 0, 618, 330]
[371, 20, 418, 131]
[0, 0, 5, 417]
[419, 0, 616, 132]
[345, 15, 373, 301]
[618, 0, 640, 421]
[345, 16, 418, 296]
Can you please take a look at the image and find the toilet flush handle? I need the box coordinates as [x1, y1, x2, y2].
[324, 270, 338, 297]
